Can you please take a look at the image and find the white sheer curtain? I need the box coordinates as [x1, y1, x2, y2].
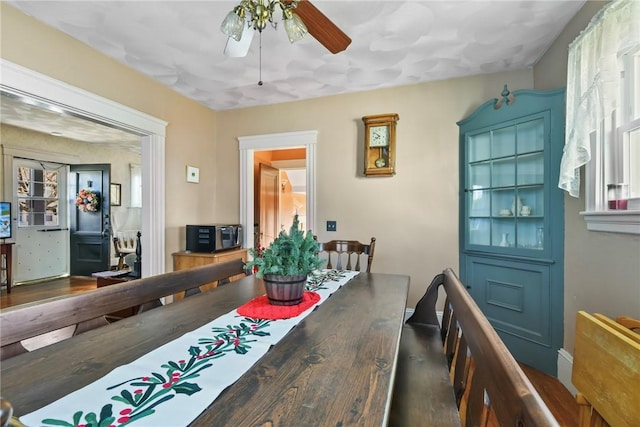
[558, 0, 639, 197]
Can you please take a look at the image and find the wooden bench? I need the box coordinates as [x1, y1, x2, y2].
[0, 259, 248, 360]
[572, 311, 640, 427]
[389, 268, 559, 426]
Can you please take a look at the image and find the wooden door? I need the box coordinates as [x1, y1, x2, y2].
[70, 164, 111, 276]
[258, 164, 279, 248]
[13, 158, 69, 283]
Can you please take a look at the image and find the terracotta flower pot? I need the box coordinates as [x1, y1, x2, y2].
[263, 274, 307, 306]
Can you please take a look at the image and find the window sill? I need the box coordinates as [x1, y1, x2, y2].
[580, 210, 640, 234]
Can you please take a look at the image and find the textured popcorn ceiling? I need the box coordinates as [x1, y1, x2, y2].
[6, 0, 585, 114]
[1, 93, 143, 149]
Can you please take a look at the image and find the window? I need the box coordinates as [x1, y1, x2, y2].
[16, 165, 59, 227]
[559, 0, 640, 234]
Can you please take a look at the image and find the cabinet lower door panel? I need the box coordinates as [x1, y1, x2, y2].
[464, 255, 556, 374]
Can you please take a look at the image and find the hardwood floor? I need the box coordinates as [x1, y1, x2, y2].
[1, 278, 579, 426]
[521, 363, 579, 427]
[0, 276, 97, 308]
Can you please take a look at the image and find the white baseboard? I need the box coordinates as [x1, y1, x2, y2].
[557, 348, 577, 396]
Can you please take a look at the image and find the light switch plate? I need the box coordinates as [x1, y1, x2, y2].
[186, 165, 200, 183]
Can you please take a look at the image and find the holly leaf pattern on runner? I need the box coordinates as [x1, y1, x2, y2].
[173, 382, 202, 396]
[42, 404, 115, 427]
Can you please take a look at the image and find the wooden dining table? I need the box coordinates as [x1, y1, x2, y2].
[1, 272, 410, 426]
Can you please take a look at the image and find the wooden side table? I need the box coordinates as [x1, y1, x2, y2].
[172, 248, 248, 302]
[92, 271, 138, 319]
[1, 243, 14, 294]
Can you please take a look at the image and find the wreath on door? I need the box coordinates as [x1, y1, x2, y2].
[75, 189, 100, 212]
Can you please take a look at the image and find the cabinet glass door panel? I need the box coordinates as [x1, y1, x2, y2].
[517, 152, 544, 185]
[492, 126, 516, 158]
[468, 132, 491, 162]
[517, 220, 545, 250]
[492, 188, 516, 217]
[516, 118, 544, 153]
[516, 187, 544, 217]
[468, 190, 490, 217]
[468, 218, 490, 245]
[492, 219, 515, 248]
[492, 157, 516, 187]
[468, 161, 491, 189]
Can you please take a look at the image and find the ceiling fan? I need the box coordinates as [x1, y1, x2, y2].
[221, 0, 351, 58]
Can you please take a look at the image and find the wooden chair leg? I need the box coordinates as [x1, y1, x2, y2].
[576, 392, 610, 427]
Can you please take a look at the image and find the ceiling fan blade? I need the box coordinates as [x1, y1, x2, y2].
[224, 26, 255, 58]
[293, 0, 351, 54]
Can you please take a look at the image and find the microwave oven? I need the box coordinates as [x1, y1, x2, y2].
[186, 224, 243, 253]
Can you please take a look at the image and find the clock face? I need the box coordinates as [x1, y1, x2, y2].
[369, 125, 389, 147]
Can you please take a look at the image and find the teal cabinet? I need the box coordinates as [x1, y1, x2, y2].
[458, 86, 565, 375]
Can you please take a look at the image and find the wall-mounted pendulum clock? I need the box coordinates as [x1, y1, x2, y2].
[362, 113, 399, 177]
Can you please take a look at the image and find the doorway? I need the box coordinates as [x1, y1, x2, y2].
[255, 155, 307, 248]
[239, 130, 317, 252]
[1, 59, 167, 278]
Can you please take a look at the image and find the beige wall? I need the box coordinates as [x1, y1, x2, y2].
[215, 70, 534, 306]
[1, 3, 219, 269]
[534, 0, 640, 354]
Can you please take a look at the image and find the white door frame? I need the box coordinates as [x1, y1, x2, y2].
[0, 59, 167, 277]
[239, 130, 317, 252]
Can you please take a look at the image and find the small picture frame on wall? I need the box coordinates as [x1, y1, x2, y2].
[110, 183, 121, 206]
[186, 165, 200, 183]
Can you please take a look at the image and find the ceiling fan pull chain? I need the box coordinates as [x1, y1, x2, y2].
[258, 31, 263, 86]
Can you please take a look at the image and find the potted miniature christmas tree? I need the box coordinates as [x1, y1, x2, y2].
[245, 214, 324, 305]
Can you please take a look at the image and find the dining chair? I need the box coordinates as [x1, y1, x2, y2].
[317, 237, 376, 272]
[113, 230, 138, 270]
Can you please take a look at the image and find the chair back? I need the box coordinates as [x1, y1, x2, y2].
[318, 238, 376, 272]
[113, 232, 139, 273]
[113, 230, 138, 254]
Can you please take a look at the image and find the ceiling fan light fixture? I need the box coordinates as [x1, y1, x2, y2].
[221, 6, 246, 41]
[283, 9, 307, 43]
[221, 1, 307, 43]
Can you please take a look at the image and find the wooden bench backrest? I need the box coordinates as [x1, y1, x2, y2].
[408, 268, 558, 426]
[572, 311, 640, 427]
[442, 268, 557, 426]
[0, 259, 247, 354]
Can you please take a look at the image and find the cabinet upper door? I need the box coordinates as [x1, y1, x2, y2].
[458, 87, 565, 260]
[465, 113, 548, 252]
